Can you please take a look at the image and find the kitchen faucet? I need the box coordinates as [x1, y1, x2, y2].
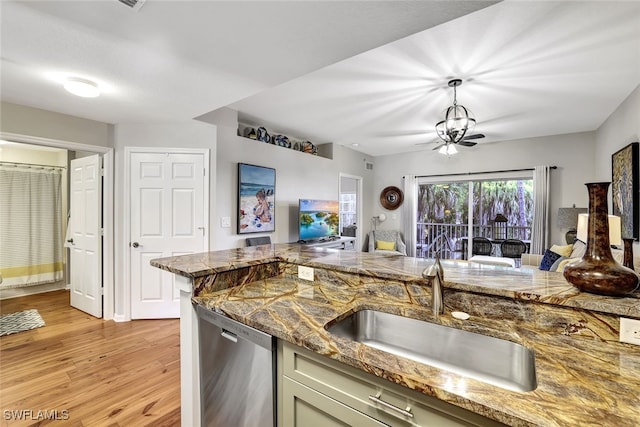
[422, 254, 444, 317]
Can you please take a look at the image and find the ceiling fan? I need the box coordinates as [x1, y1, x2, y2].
[431, 78, 482, 153]
[431, 132, 484, 151]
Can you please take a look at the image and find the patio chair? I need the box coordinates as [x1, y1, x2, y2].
[500, 239, 528, 265]
[472, 237, 493, 256]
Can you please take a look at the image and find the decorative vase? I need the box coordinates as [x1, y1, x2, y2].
[623, 237, 635, 270]
[563, 182, 639, 296]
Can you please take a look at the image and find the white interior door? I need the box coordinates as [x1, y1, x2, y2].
[130, 150, 207, 319]
[69, 154, 102, 318]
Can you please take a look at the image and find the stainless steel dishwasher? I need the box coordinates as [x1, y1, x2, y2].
[196, 303, 275, 427]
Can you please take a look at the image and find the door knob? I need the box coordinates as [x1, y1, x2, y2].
[66, 238, 74, 245]
[131, 242, 140, 248]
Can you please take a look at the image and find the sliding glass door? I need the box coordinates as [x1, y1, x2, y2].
[417, 172, 533, 259]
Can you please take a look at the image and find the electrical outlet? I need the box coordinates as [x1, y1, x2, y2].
[620, 317, 640, 345]
[298, 266, 314, 281]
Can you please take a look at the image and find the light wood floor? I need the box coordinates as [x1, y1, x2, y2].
[0, 290, 181, 427]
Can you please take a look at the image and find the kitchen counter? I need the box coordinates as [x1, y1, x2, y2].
[152, 244, 640, 426]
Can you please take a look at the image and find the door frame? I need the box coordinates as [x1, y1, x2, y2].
[0, 132, 114, 320]
[339, 173, 363, 251]
[124, 147, 210, 321]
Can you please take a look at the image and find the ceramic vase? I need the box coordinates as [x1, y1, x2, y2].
[563, 182, 639, 296]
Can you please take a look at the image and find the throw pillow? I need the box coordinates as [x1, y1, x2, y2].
[550, 244, 573, 257]
[376, 240, 396, 251]
[550, 256, 568, 272]
[539, 249, 562, 271]
[554, 257, 580, 272]
[570, 240, 587, 259]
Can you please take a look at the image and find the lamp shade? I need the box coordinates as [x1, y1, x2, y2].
[557, 207, 588, 229]
[576, 213, 622, 246]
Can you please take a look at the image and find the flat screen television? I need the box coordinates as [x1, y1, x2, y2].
[298, 199, 340, 241]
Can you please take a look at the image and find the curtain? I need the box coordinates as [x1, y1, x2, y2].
[402, 175, 417, 257]
[531, 166, 551, 254]
[0, 164, 64, 288]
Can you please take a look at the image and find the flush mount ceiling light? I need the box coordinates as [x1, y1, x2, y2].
[63, 77, 100, 98]
[435, 79, 476, 144]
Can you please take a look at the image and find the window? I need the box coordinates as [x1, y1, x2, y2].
[339, 192, 357, 230]
[417, 172, 534, 259]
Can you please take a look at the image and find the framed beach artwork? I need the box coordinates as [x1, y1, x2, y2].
[238, 163, 276, 234]
[612, 142, 639, 240]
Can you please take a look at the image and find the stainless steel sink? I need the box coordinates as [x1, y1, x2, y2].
[326, 310, 537, 392]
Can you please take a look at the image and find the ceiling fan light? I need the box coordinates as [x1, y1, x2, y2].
[435, 79, 476, 144]
[64, 77, 100, 98]
[438, 143, 457, 155]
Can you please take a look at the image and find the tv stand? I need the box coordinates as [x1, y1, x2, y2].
[298, 236, 356, 250]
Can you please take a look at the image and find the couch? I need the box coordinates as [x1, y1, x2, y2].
[521, 240, 640, 273]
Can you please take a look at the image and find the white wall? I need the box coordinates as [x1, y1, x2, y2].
[373, 132, 597, 246]
[201, 108, 375, 250]
[594, 84, 640, 253]
[595, 85, 640, 181]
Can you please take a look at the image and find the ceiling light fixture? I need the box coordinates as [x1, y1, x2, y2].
[64, 77, 100, 98]
[438, 143, 458, 156]
[435, 79, 475, 144]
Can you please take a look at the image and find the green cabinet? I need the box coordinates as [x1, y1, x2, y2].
[279, 341, 505, 427]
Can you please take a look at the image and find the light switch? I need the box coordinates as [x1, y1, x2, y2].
[220, 217, 231, 228]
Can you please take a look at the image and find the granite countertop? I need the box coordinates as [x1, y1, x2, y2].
[151, 244, 640, 426]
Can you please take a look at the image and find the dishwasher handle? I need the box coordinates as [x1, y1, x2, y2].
[221, 329, 238, 343]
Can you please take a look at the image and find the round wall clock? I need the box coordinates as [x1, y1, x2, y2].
[380, 186, 404, 210]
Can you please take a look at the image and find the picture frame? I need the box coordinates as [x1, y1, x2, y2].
[237, 163, 276, 234]
[612, 142, 639, 240]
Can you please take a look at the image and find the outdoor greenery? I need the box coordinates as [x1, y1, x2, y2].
[418, 180, 534, 228]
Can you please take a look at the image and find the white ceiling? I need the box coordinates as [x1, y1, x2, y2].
[1, 1, 639, 157]
[231, 1, 640, 156]
[0, 0, 494, 125]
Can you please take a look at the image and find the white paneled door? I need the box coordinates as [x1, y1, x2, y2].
[129, 150, 208, 319]
[69, 154, 103, 318]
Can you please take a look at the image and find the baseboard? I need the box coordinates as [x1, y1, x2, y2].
[112, 313, 130, 323]
[0, 282, 67, 300]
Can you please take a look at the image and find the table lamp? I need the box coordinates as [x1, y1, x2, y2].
[557, 206, 588, 244]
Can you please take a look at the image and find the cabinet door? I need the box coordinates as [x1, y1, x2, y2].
[282, 377, 387, 427]
[282, 341, 505, 427]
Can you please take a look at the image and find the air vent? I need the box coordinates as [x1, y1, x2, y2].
[365, 162, 374, 170]
[117, 0, 147, 11]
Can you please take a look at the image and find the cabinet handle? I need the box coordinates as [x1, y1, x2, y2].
[368, 392, 414, 418]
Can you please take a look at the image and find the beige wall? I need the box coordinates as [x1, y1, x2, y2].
[1, 102, 113, 147]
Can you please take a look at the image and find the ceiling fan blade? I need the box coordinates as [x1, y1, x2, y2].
[432, 144, 446, 151]
[462, 133, 485, 140]
[458, 140, 477, 147]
